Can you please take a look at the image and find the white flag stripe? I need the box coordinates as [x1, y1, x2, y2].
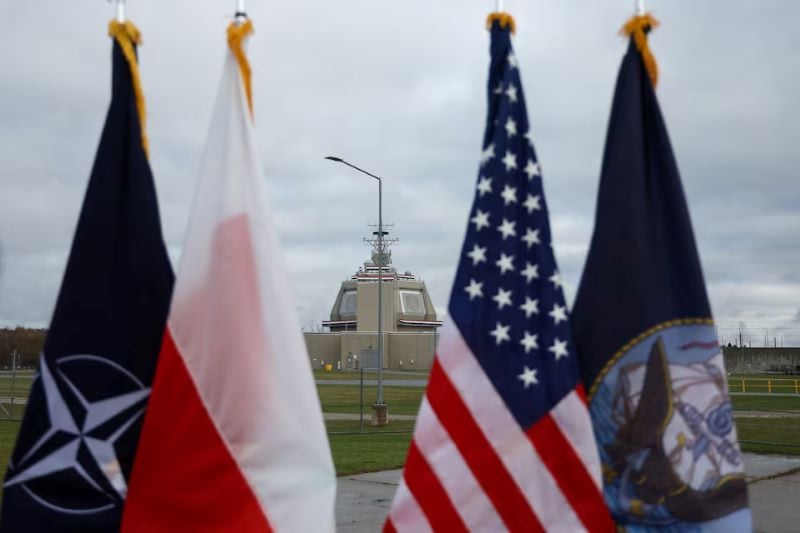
[550, 391, 604, 491]
[436, 318, 586, 532]
[389, 482, 433, 533]
[414, 399, 507, 532]
[169, 49, 335, 531]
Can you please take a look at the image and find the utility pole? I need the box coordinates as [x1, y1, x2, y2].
[10, 349, 19, 399]
[739, 322, 745, 371]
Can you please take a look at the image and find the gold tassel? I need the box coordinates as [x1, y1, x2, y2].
[108, 20, 149, 157]
[227, 19, 255, 119]
[621, 13, 660, 87]
[486, 12, 516, 34]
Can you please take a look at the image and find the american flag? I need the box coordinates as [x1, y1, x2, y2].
[385, 15, 613, 532]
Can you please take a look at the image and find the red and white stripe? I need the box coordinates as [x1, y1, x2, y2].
[385, 318, 613, 532]
[122, 39, 335, 532]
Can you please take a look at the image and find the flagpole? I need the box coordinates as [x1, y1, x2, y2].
[115, 0, 125, 23]
[636, 0, 645, 15]
[496, 0, 505, 13]
[236, 0, 246, 18]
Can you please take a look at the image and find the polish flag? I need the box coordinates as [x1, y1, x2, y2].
[122, 22, 336, 532]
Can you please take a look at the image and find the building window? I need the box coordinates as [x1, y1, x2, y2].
[400, 290, 425, 315]
[340, 290, 357, 315]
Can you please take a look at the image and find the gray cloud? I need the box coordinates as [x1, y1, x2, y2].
[1, 1, 798, 346]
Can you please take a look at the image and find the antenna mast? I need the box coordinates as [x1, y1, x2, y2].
[364, 224, 399, 268]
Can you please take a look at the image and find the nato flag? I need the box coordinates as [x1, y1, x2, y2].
[1, 31, 174, 531]
[571, 19, 751, 531]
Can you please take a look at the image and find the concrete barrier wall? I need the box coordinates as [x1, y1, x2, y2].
[723, 346, 800, 374]
[387, 334, 437, 370]
[304, 333, 341, 369]
[303, 331, 438, 370]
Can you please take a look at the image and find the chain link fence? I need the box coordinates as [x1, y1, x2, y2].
[316, 367, 425, 435]
[4, 366, 800, 455]
[0, 370, 33, 421]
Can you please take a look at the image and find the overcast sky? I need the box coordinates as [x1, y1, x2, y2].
[1, 1, 798, 347]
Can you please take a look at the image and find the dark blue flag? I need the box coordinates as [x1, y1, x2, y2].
[1, 23, 174, 531]
[571, 15, 751, 531]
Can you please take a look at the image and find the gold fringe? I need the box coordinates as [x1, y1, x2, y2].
[227, 19, 255, 118]
[108, 20, 149, 157]
[621, 13, 660, 87]
[486, 12, 516, 34]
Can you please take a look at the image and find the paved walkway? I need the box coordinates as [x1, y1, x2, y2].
[735, 410, 800, 418]
[0, 397, 27, 404]
[336, 454, 800, 532]
[337, 470, 400, 532]
[730, 392, 800, 397]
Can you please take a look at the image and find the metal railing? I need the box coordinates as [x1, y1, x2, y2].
[730, 377, 800, 394]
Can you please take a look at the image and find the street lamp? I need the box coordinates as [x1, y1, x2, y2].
[325, 156, 388, 422]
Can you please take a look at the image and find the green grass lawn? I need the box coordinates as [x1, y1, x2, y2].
[731, 392, 800, 456]
[0, 376, 34, 398]
[329, 432, 412, 476]
[0, 421, 21, 503]
[0, 419, 412, 503]
[736, 417, 800, 456]
[0, 403, 27, 420]
[317, 385, 424, 416]
[731, 395, 800, 411]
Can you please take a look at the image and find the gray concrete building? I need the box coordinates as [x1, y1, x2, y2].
[304, 234, 441, 371]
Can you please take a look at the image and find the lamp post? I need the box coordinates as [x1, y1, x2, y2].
[325, 156, 387, 424]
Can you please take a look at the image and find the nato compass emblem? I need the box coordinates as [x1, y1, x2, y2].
[5, 354, 150, 514]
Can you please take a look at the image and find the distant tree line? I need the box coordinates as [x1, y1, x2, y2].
[0, 328, 46, 369]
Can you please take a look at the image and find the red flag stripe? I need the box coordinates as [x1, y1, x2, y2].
[413, 399, 506, 531]
[527, 414, 615, 532]
[575, 382, 588, 404]
[427, 360, 545, 532]
[403, 441, 468, 532]
[434, 319, 593, 530]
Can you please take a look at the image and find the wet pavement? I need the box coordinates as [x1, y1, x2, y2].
[336, 453, 800, 532]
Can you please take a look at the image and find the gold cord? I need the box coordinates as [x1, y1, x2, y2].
[108, 20, 149, 157]
[621, 13, 660, 87]
[227, 19, 255, 118]
[486, 12, 516, 34]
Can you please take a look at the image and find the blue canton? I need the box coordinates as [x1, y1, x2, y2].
[448, 21, 578, 428]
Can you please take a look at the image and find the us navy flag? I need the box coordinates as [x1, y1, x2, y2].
[571, 16, 751, 531]
[1, 25, 174, 531]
